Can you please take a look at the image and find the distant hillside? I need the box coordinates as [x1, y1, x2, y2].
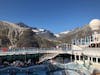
[57, 25, 93, 43]
[58, 19, 100, 45]
[16, 22, 57, 41]
[0, 21, 57, 48]
[0, 19, 97, 48]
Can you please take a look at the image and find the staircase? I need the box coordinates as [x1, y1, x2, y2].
[38, 53, 59, 63]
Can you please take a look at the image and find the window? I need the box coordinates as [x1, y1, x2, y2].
[91, 36, 93, 42]
[93, 58, 96, 62]
[98, 58, 100, 63]
[82, 39, 85, 45]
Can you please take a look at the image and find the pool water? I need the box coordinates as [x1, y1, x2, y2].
[0, 62, 94, 75]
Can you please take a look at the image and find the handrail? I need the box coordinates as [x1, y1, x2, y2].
[0, 48, 67, 56]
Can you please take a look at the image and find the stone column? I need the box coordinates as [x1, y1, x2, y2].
[79, 55, 81, 61]
[74, 54, 77, 62]
[88, 56, 90, 62]
[96, 57, 98, 63]
[70, 55, 72, 62]
[90, 57, 93, 63]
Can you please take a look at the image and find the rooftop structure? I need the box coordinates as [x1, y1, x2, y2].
[72, 19, 100, 48]
[89, 19, 100, 31]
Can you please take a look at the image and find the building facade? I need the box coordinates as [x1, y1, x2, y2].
[71, 19, 100, 48]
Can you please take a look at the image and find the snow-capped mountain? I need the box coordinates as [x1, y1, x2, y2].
[59, 31, 70, 34]
[0, 21, 57, 48]
[54, 34, 60, 37]
[54, 31, 70, 38]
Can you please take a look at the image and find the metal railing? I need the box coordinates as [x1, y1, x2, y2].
[0, 48, 68, 56]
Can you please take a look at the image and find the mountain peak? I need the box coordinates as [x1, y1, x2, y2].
[59, 31, 70, 34]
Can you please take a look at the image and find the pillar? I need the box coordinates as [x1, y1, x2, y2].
[88, 56, 90, 62]
[74, 54, 77, 62]
[70, 55, 72, 62]
[96, 57, 98, 63]
[79, 55, 81, 61]
[90, 57, 93, 63]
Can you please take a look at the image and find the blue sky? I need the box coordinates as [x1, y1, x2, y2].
[0, 0, 100, 33]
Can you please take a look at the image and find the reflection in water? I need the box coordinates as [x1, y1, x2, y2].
[49, 70, 81, 75]
[0, 71, 46, 75]
[0, 65, 47, 75]
[0, 62, 94, 75]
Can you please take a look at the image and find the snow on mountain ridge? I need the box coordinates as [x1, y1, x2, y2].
[54, 34, 60, 37]
[54, 31, 70, 37]
[59, 31, 70, 34]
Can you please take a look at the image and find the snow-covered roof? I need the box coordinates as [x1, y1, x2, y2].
[89, 19, 100, 30]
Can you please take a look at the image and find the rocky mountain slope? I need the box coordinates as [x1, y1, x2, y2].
[0, 21, 57, 48]
[58, 19, 100, 43]
[58, 25, 93, 43]
[0, 19, 98, 48]
[16, 22, 57, 41]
